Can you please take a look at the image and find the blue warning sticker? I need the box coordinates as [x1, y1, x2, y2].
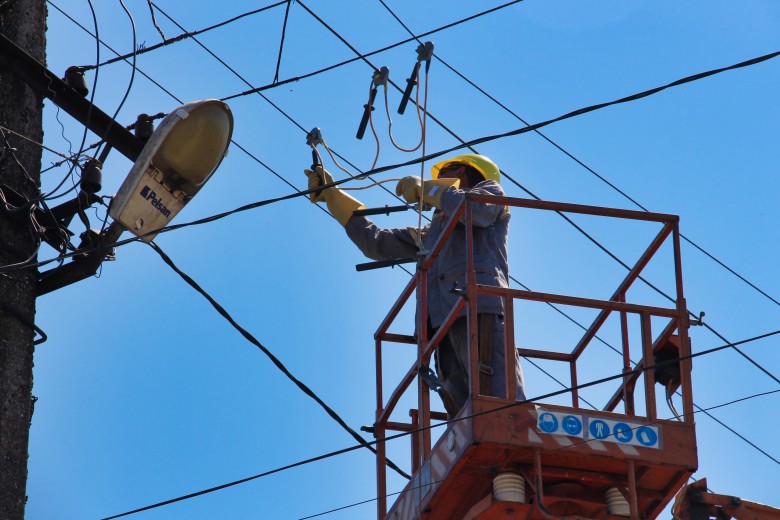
[536, 410, 584, 438]
[536, 408, 661, 449]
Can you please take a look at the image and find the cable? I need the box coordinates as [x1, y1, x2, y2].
[0, 126, 73, 163]
[110, 0, 137, 121]
[148, 2, 409, 204]
[272, 0, 293, 84]
[144, 0, 165, 41]
[378, 0, 780, 312]
[48, 1, 183, 103]
[298, 389, 780, 520]
[28, 8, 780, 418]
[45, 0, 347, 217]
[42, 6, 780, 267]
[290, 0, 780, 388]
[220, 0, 527, 103]
[100, 330, 780, 519]
[50, 0, 780, 502]
[79, 1, 286, 71]
[147, 242, 410, 482]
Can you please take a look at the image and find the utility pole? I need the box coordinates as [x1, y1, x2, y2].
[0, 1, 46, 518]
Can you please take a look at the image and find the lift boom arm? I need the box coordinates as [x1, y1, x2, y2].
[672, 478, 780, 520]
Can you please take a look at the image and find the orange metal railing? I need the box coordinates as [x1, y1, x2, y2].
[371, 194, 693, 519]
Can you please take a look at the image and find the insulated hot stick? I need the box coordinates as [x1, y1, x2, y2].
[356, 66, 389, 140]
[305, 127, 325, 198]
[398, 41, 434, 115]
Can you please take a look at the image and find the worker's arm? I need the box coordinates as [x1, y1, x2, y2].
[305, 167, 420, 260]
[345, 217, 420, 261]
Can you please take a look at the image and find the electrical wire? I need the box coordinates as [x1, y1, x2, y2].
[44, 5, 780, 512]
[219, 0, 528, 103]
[377, 0, 780, 311]
[292, 1, 780, 351]
[148, 2, 408, 206]
[144, 0, 165, 41]
[280, 0, 780, 391]
[108, 0, 137, 122]
[0, 126, 73, 164]
[100, 330, 780, 519]
[45, 0, 345, 226]
[147, 242, 410, 482]
[272, 0, 293, 84]
[78, 1, 286, 71]
[48, 0, 183, 103]
[298, 389, 780, 520]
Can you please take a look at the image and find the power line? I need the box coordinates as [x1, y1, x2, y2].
[47, 1, 184, 103]
[297, 389, 780, 519]
[272, 0, 294, 84]
[292, 0, 780, 390]
[100, 328, 780, 519]
[37, 6, 780, 274]
[78, 1, 286, 71]
[378, 0, 780, 312]
[147, 241, 410, 480]
[220, 0, 528, 102]
[45, 4, 780, 516]
[148, 2, 407, 206]
[44, 1, 339, 218]
[346, 50, 780, 180]
[41, 0, 780, 401]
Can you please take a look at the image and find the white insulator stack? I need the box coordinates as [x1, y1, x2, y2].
[605, 487, 631, 517]
[492, 473, 525, 503]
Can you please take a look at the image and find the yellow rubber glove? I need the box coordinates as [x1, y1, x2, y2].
[303, 166, 365, 227]
[304, 166, 333, 202]
[395, 176, 460, 209]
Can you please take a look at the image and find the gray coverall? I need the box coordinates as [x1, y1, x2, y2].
[345, 179, 526, 414]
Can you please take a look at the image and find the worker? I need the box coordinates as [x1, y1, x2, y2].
[305, 154, 526, 416]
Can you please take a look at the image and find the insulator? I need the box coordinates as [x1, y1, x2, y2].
[134, 114, 154, 142]
[80, 159, 102, 194]
[64, 66, 88, 96]
[606, 488, 630, 517]
[493, 473, 525, 503]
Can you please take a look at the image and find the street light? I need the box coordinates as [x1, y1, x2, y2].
[109, 99, 233, 241]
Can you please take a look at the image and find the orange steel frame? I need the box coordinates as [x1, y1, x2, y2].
[372, 194, 696, 520]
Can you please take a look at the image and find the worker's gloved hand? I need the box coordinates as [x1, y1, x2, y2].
[395, 176, 460, 209]
[304, 165, 335, 203]
[304, 166, 366, 227]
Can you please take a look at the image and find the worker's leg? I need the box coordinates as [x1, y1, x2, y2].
[434, 318, 470, 415]
[486, 314, 527, 401]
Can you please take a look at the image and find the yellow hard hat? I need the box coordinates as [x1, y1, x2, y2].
[431, 154, 501, 184]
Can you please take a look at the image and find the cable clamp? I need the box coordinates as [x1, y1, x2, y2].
[305, 127, 323, 147]
[689, 311, 705, 327]
[415, 41, 434, 63]
[372, 65, 390, 87]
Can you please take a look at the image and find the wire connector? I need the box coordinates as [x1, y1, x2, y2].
[306, 127, 324, 147]
[372, 65, 390, 87]
[415, 41, 434, 63]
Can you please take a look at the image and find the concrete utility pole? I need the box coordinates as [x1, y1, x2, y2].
[0, 1, 46, 518]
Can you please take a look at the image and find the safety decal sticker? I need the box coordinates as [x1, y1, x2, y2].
[536, 407, 662, 449]
[537, 410, 585, 438]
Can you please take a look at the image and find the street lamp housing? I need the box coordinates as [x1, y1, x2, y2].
[109, 99, 233, 241]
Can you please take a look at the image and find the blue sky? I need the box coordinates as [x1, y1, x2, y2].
[26, 1, 780, 519]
